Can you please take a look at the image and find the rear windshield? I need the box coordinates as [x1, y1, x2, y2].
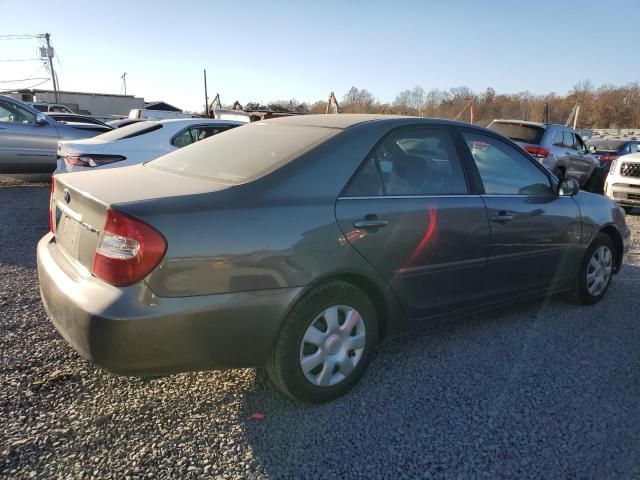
[148, 122, 339, 184]
[490, 122, 545, 145]
[94, 121, 162, 141]
[587, 139, 626, 151]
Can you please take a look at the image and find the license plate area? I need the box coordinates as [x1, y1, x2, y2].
[55, 205, 82, 258]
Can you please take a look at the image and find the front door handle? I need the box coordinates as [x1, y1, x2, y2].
[353, 219, 389, 229]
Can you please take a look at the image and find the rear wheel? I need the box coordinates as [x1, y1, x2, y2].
[266, 281, 378, 403]
[570, 233, 615, 305]
[553, 166, 566, 179]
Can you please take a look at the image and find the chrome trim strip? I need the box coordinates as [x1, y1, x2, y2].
[337, 195, 482, 200]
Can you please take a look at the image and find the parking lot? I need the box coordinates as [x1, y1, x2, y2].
[0, 176, 638, 478]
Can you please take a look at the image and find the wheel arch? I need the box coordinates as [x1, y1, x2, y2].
[288, 271, 405, 343]
[599, 224, 624, 273]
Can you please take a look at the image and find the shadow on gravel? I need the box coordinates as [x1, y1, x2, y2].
[239, 266, 640, 478]
[0, 184, 50, 270]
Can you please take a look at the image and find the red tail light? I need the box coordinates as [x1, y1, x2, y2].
[599, 155, 618, 163]
[49, 178, 55, 233]
[92, 208, 166, 287]
[64, 154, 126, 167]
[524, 146, 550, 158]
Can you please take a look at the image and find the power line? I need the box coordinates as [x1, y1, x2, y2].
[0, 58, 40, 62]
[0, 77, 49, 83]
[0, 78, 49, 93]
[0, 34, 41, 40]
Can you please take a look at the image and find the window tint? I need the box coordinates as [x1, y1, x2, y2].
[342, 157, 383, 196]
[489, 122, 545, 145]
[95, 122, 163, 141]
[574, 134, 587, 153]
[0, 99, 37, 124]
[343, 128, 468, 196]
[463, 132, 553, 195]
[563, 131, 576, 149]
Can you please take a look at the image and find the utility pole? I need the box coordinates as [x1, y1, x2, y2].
[121, 72, 127, 95]
[44, 33, 59, 103]
[203, 69, 209, 118]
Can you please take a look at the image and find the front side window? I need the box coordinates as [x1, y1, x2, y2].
[343, 128, 468, 196]
[0, 100, 37, 124]
[462, 132, 553, 196]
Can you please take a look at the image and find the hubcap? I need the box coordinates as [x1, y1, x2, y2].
[586, 245, 613, 297]
[299, 305, 366, 387]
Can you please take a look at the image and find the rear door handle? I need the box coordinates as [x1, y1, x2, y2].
[490, 214, 514, 223]
[353, 219, 389, 229]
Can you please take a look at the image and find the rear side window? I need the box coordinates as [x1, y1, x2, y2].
[563, 131, 576, 149]
[489, 122, 545, 145]
[462, 132, 552, 195]
[149, 122, 338, 184]
[171, 125, 235, 148]
[552, 130, 564, 147]
[95, 122, 162, 141]
[343, 128, 468, 196]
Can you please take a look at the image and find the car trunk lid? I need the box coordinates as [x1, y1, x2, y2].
[52, 164, 227, 272]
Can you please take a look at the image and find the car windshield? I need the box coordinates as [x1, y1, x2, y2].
[489, 122, 545, 145]
[587, 139, 626, 151]
[94, 121, 162, 141]
[148, 122, 339, 184]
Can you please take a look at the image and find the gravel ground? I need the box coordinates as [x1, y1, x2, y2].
[1, 178, 639, 479]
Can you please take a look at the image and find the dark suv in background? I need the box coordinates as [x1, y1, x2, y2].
[489, 120, 601, 190]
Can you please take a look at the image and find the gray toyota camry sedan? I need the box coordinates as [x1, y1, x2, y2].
[38, 114, 631, 403]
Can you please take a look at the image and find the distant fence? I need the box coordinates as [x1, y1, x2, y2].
[577, 128, 639, 139]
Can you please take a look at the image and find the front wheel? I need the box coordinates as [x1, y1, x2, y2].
[570, 233, 615, 305]
[266, 281, 378, 403]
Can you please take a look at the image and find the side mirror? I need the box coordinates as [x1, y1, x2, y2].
[558, 177, 580, 196]
[588, 145, 596, 153]
[35, 113, 49, 126]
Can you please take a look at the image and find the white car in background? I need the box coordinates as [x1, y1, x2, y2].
[55, 118, 242, 174]
[604, 152, 640, 214]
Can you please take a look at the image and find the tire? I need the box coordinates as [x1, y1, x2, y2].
[553, 166, 566, 180]
[266, 281, 378, 403]
[584, 168, 605, 194]
[623, 206, 634, 214]
[570, 232, 616, 305]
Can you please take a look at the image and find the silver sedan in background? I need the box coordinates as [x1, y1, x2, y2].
[0, 95, 111, 173]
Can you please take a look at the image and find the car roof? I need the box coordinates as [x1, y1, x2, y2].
[491, 119, 568, 129]
[261, 113, 485, 130]
[157, 118, 243, 125]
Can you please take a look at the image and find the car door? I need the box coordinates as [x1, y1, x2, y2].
[0, 98, 59, 172]
[573, 133, 598, 182]
[335, 126, 490, 321]
[459, 130, 582, 300]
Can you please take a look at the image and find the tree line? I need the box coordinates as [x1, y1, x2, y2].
[239, 81, 640, 129]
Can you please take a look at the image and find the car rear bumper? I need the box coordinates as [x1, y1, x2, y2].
[37, 233, 301, 376]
